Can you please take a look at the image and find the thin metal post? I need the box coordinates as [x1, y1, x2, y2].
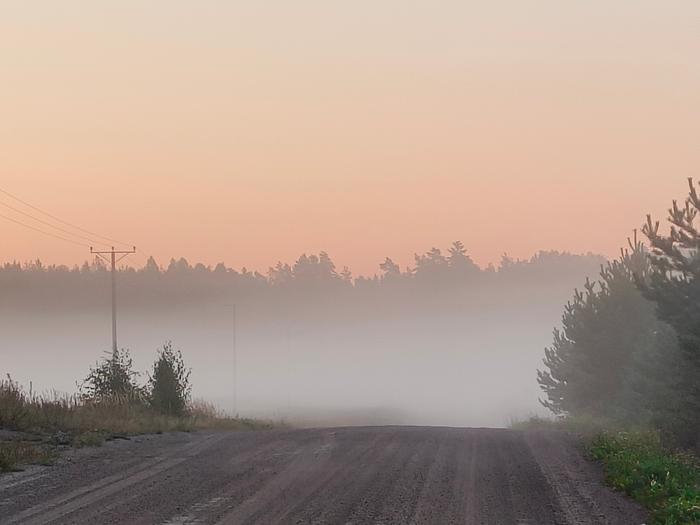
[224, 304, 238, 416]
[232, 304, 237, 416]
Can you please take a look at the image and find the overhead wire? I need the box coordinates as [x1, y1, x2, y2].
[0, 199, 110, 247]
[0, 211, 91, 247]
[0, 185, 132, 247]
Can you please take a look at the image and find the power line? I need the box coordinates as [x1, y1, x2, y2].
[0, 187, 140, 360]
[0, 185, 132, 247]
[0, 199, 110, 247]
[0, 211, 90, 247]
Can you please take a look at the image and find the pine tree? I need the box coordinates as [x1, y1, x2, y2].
[448, 241, 480, 276]
[340, 266, 353, 284]
[148, 342, 191, 417]
[538, 236, 678, 424]
[642, 177, 700, 447]
[379, 258, 401, 280]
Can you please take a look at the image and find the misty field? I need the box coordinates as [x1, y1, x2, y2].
[0, 250, 604, 428]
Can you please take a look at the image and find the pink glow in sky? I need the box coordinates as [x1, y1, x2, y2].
[1, 2, 699, 275]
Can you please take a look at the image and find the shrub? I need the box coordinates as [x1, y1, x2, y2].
[81, 349, 143, 404]
[148, 342, 191, 417]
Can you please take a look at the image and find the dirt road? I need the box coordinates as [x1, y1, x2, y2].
[0, 426, 647, 524]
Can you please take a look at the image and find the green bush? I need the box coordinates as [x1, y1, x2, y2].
[81, 349, 143, 404]
[0, 345, 271, 471]
[590, 431, 700, 524]
[148, 342, 191, 417]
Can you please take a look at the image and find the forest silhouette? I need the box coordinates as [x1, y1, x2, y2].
[0, 244, 605, 313]
[0, 244, 605, 427]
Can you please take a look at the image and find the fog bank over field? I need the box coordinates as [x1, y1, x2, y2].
[0, 248, 605, 427]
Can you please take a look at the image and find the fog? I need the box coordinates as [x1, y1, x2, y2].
[0, 249, 604, 428]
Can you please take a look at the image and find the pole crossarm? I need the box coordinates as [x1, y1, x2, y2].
[90, 247, 137, 255]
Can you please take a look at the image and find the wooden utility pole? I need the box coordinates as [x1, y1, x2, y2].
[90, 246, 136, 356]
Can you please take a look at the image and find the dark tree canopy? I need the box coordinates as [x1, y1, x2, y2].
[0, 244, 605, 313]
[538, 236, 679, 427]
[642, 178, 700, 446]
[148, 342, 191, 417]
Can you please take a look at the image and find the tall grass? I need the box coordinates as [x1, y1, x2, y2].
[1, 375, 271, 436]
[0, 375, 271, 471]
[0, 442, 55, 472]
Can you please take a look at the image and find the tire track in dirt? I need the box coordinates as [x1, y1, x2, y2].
[4, 433, 229, 525]
[1, 426, 650, 525]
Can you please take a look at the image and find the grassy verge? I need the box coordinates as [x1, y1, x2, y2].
[510, 414, 628, 437]
[0, 441, 57, 472]
[0, 377, 272, 472]
[590, 431, 700, 525]
[512, 416, 700, 524]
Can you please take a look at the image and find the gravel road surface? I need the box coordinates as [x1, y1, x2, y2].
[0, 426, 648, 524]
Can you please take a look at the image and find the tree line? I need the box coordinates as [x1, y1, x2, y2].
[539, 178, 700, 449]
[0, 246, 605, 312]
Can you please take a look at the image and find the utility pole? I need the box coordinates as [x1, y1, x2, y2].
[91, 246, 136, 357]
[232, 304, 237, 417]
[227, 304, 238, 417]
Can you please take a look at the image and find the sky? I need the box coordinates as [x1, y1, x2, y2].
[1, 1, 699, 276]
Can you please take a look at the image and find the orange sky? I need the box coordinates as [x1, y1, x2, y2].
[1, 2, 699, 276]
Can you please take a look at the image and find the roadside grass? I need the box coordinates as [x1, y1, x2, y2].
[0, 376, 273, 471]
[590, 431, 700, 525]
[511, 416, 700, 524]
[0, 441, 56, 472]
[509, 414, 641, 437]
